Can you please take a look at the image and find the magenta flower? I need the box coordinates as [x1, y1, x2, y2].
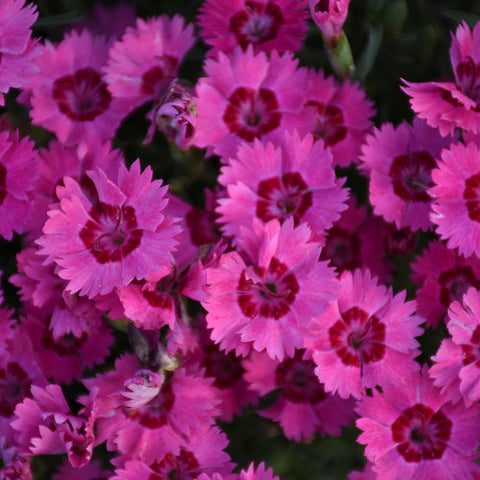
[319, 196, 394, 284]
[240, 463, 280, 480]
[430, 287, 480, 406]
[308, 269, 423, 399]
[104, 15, 195, 109]
[111, 426, 234, 480]
[37, 160, 180, 298]
[0, 0, 39, 102]
[402, 21, 480, 136]
[309, 0, 350, 42]
[193, 46, 307, 159]
[0, 130, 39, 240]
[430, 141, 480, 258]
[360, 118, 453, 232]
[244, 350, 355, 441]
[412, 240, 480, 327]
[29, 30, 129, 147]
[356, 366, 480, 479]
[198, 0, 309, 55]
[217, 132, 348, 242]
[300, 69, 375, 167]
[84, 354, 220, 463]
[22, 306, 113, 384]
[12, 384, 98, 468]
[203, 218, 339, 360]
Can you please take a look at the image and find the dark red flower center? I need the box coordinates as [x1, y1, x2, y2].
[320, 226, 361, 272]
[149, 449, 199, 480]
[391, 403, 452, 462]
[389, 150, 436, 202]
[79, 202, 142, 264]
[329, 306, 386, 367]
[460, 325, 480, 367]
[223, 86, 281, 142]
[314, 0, 330, 12]
[42, 328, 88, 356]
[237, 257, 299, 320]
[456, 56, 480, 102]
[463, 173, 480, 222]
[275, 350, 327, 404]
[304, 101, 347, 146]
[256, 172, 313, 225]
[140, 56, 178, 99]
[203, 344, 245, 388]
[0, 362, 31, 417]
[52, 67, 111, 121]
[438, 266, 480, 307]
[229, 1, 284, 49]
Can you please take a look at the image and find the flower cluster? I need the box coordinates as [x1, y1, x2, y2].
[2, 1, 480, 479]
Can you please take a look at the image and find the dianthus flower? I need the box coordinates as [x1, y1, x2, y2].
[193, 46, 307, 159]
[83, 354, 220, 463]
[412, 240, 480, 327]
[12, 384, 99, 468]
[197, 0, 308, 55]
[0, 130, 39, 240]
[37, 160, 180, 298]
[216, 132, 348, 242]
[104, 15, 195, 110]
[430, 141, 480, 258]
[360, 118, 454, 231]
[402, 21, 480, 136]
[111, 425, 234, 480]
[244, 350, 355, 441]
[29, 30, 129, 147]
[319, 196, 393, 284]
[430, 287, 480, 406]
[356, 366, 480, 479]
[309, 0, 350, 43]
[307, 269, 423, 399]
[300, 69, 374, 167]
[203, 218, 338, 360]
[240, 463, 280, 480]
[0, 0, 39, 103]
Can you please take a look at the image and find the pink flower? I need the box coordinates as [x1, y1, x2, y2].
[0, 130, 39, 240]
[307, 269, 423, 399]
[193, 46, 307, 159]
[402, 21, 480, 136]
[37, 160, 180, 298]
[198, 0, 309, 55]
[300, 69, 375, 167]
[111, 426, 234, 480]
[240, 463, 280, 480]
[74, 1, 136, 39]
[309, 0, 350, 42]
[11, 384, 98, 468]
[53, 460, 111, 480]
[29, 30, 129, 148]
[84, 354, 221, 463]
[356, 366, 480, 479]
[104, 15, 195, 110]
[243, 350, 355, 441]
[203, 218, 339, 360]
[430, 141, 480, 258]
[430, 287, 480, 406]
[319, 196, 394, 284]
[0, 0, 39, 102]
[22, 306, 113, 384]
[412, 240, 480, 327]
[216, 132, 348, 242]
[360, 118, 454, 231]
